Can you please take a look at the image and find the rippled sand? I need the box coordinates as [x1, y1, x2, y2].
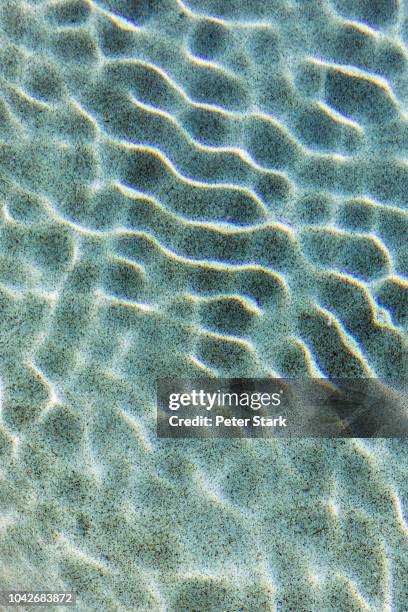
[0, 0, 407, 610]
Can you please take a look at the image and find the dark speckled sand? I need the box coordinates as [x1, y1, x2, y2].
[0, 0, 407, 610]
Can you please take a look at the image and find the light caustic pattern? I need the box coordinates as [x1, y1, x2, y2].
[0, 0, 407, 609]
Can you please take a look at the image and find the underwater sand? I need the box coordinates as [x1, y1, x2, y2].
[0, 0, 407, 609]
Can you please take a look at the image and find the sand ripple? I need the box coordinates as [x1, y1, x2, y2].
[0, 0, 407, 610]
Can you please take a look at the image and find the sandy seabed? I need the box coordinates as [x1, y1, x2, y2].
[0, 0, 407, 610]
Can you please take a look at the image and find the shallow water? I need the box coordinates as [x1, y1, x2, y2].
[0, 0, 407, 610]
